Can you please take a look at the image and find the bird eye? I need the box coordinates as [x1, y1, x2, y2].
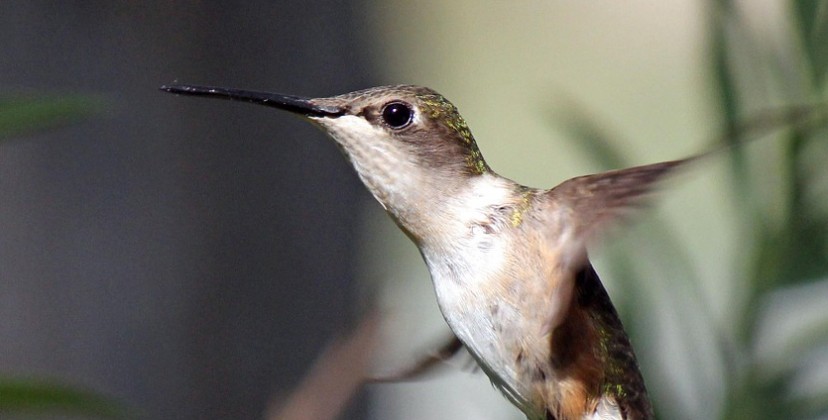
[381, 102, 413, 129]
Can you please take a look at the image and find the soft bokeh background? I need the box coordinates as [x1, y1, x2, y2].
[1, 1, 827, 419]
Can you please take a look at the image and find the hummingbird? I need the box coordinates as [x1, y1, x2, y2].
[161, 83, 690, 420]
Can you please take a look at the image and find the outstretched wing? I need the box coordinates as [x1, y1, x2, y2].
[367, 335, 464, 382]
[533, 157, 695, 419]
[544, 156, 696, 270]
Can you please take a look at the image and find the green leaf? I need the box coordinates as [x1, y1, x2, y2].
[792, 0, 828, 88]
[0, 95, 102, 141]
[0, 378, 129, 418]
[552, 101, 630, 170]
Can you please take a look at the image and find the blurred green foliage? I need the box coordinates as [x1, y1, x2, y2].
[0, 95, 126, 418]
[0, 95, 101, 142]
[562, 1, 828, 418]
[714, 1, 828, 418]
[0, 378, 127, 419]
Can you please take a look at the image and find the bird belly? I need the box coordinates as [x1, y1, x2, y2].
[427, 263, 552, 419]
[439, 288, 539, 414]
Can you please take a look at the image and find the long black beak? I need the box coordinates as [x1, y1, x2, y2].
[160, 84, 343, 118]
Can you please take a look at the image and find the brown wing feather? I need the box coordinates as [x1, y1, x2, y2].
[545, 157, 695, 270]
[368, 335, 463, 382]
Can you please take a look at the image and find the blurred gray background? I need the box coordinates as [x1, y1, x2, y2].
[1, 2, 371, 419]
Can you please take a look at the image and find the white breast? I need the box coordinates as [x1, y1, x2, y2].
[418, 174, 540, 414]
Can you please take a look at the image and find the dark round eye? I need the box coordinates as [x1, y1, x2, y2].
[381, 102, 413, 129]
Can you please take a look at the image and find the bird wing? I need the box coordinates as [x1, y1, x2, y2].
[367, 334, 464, 382]
[530, 157, 693, 419]
[543, 156, 695, 271]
